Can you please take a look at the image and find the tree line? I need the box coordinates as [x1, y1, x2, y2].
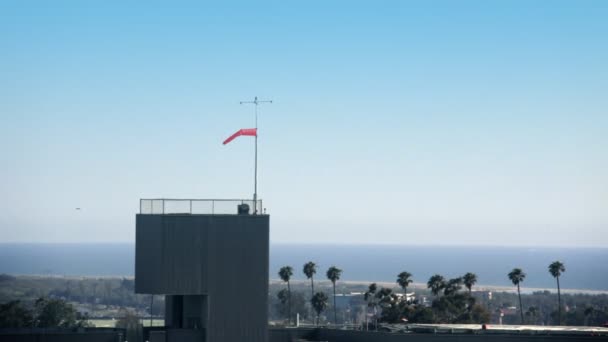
[278, 263, 342, 326]
[508, 261, 566, 325]
[274, 259, 597, 327]
[1, 259, 605, 329]
[0, 298, 90, 329]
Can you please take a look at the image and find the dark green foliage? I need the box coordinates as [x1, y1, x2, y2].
[277, 289, 289, 306]
[525, 306, 541, 325]
[326, 266, 342, 285]
[0, 301, 34, 328]
[303, 262, 317, 293]
[275, 289, 309, 322]
[0, 297, 89, 328]
[278, 266, 294, 324]
[364, 283, 377, 302]
[34, 297, 90, 328]
[549, 261, 566, 325]
[463, 272, 477, 293]
[269, 289, 308, 323]
[576, 306, 608, 326]
[370, 273, 492, 325]
[548, 261, 566, 278]
[475, 289, 608, 326]
[0, 276, 156, 322]
[427, 274, 446, 296]
[278, 266, 293, 283]
[508, 268, 526, 286]
[374, 288, 404, 323]
[425, 282, 491, 324]
[443, 277, 463, 296]
[467, 304, 491, 323]
[408, 306, 436, 323]
[303, 262, 317, 322]
[396, 272, 413, 294]
[373, 287, 491, 325]
[326, 266, 342, 325]
[290, 291, 308, 321]
[311, 292, 329, 325]
[508, 268, 526, 324]
[3, 274, 608, 328]
[374, 288, 394, 314]
[364, 283, 378, 329]
[432, 293, 467, 322]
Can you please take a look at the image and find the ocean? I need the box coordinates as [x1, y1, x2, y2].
[0, 243, 606, 291]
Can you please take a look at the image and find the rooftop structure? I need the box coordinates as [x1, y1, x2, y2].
[135, 198, 269, 342]
[140, 198, 263, 215]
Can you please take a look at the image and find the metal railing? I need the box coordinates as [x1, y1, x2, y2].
[139, 198, 263, 215]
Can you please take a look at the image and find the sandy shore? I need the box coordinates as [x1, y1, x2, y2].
[271, 279, 608, 295]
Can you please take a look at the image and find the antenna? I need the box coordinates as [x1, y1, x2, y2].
[240, 96, 272, 214]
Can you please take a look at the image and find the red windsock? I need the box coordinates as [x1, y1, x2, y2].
[223, 128, 257, 145]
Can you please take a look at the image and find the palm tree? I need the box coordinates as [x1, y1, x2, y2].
[311, 292, 329, 326]
[443, 277, 463, 296]
[277, 289, 289, 318]
[525, 306, 539, 325]
[303, 261, 317, 324]
[463, 272, 478, 294]
[326, 266, 342, 325]
[364, 283, 378, 330]
[508, 268, 526, 324]
[548, 261, 566, 325]
[303, 262, 317, 300]
[396, 272, 413, 298]
[427, 274, 446, 296]
[375, 288, 394, 309]
[278, 266, 294, 324]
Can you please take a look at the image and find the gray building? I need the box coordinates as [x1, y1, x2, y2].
[135, 199, 269, 342]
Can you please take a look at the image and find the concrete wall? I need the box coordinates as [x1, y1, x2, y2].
[269, 328, 608, 342]
[149, 329, 206, 342]
[135, 214, 269, 342]
[316, 329, 608, 342]
[269, 328, 317, 342]
[135, 214, 269, 295]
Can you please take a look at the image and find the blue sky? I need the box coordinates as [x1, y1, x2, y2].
[1, 1, 607, 245]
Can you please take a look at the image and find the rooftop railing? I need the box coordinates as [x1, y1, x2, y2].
[139, 198, 263, 215]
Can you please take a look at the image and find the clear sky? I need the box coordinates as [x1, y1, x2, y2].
[1, 1, 606, 246]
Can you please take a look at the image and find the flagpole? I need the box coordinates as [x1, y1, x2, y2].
[254, 98, 258, 214]
[239, 96, 272, 215]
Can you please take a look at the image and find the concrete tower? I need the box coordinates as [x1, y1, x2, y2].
[135, 199, 269, 342]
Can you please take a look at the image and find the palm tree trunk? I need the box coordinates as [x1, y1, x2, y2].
[517, 283, 524, 324]
[310, 276, 315, 325]
[374, 304, 378, 330]
[333, 282, 337, 325]
[557, 276, 562, 325]
[365, 305, 368, 331]
[287, 281, 292, 325]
